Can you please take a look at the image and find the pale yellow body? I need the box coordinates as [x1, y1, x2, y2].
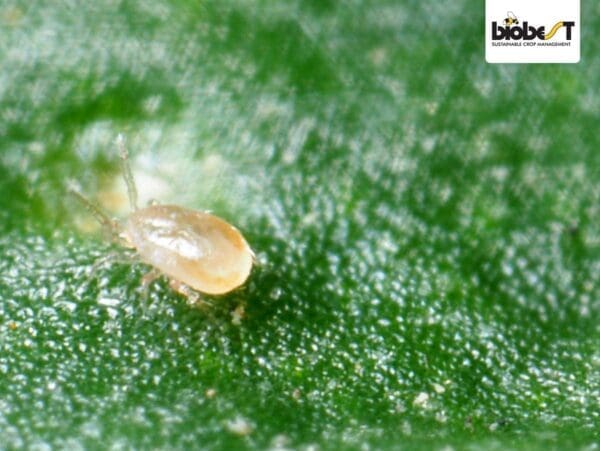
[123, 205, 254, 295]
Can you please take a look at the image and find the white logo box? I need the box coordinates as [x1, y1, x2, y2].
[485, 0, 580, 63]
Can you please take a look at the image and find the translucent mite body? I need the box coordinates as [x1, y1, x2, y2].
[71, 135, 254, 304]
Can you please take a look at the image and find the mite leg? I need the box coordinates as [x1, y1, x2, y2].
[116, 134, 139, 212]
[91, 248, 138, 273]
[84, 249, 138, 288]
[68, 182, 121, 243]
[141, 268, 162, 289]
[168, 279, 213, 308]
[136, 268, 163, 316]
[231, 303, 246, 325]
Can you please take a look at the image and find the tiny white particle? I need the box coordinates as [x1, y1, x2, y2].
[205, 388, 217, 399]
[98, 297, 121, 307]
[107, 307, 118, 319]
[413, 392, 429, 408]
[270, 434, 290, 450]
[226, 416, 254, 436]
[433, 383, 445, 394]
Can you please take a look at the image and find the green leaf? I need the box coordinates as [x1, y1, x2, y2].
[1, 1, 598, 449]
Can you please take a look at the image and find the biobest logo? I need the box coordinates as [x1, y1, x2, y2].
[492, 12, 575, 42]
[486, 0, 580, 63]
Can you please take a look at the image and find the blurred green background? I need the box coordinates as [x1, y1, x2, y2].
[1, 1, 599, 449]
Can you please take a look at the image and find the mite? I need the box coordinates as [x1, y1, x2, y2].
[70, 135, 254, 305]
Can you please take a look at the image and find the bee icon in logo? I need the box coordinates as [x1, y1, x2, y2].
[503, 11, 519, 26]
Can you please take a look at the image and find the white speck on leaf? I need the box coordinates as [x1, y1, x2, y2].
[413, 392, 429, 408]
[433, 383, 446, 394]
[226, 416, 254, 436]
